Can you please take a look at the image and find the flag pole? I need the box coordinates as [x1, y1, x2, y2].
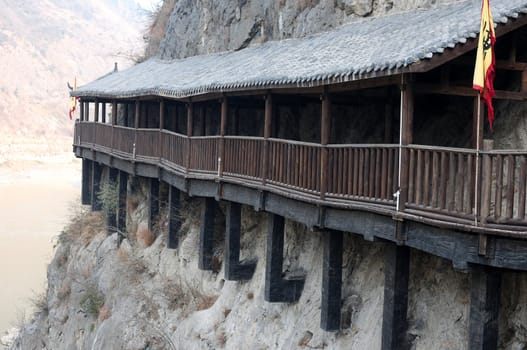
[474, 94, 481, 226]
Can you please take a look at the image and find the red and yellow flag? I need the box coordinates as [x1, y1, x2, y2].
[473, 0, 496, 130]
[69, 77, 77, 120]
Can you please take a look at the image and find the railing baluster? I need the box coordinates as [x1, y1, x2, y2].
[416, 150, 423, 206]
[439, 152, 448, 209]
[423, 150, 431, 206]
[495, 155, 503, 219]
[455, 154, 464, 213]
[408, 148, 415, 204]
[506, 155, 515, 219]
[518, 156, 526, 220]
[431, 152, 439, 208]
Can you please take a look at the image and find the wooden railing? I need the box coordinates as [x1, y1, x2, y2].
[268, 138, 321, 193]
[188, 136, 220, 173]
[224, 136, 264, 180]
[328, 145, 399, 203]
[74, 122, 527, 233]
[406, 145, 477, 220]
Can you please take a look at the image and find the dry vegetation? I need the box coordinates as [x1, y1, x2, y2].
[143, 0, 176, 59]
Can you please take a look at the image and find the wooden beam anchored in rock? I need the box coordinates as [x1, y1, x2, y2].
[225, 202, 257, 281]
[106, 167, 118, 235]
[167, 185, 181, 249]
[199, 197, 216, 271]
[468, 266, 502, 350]
[264, 214, 305, 303]
[81, 158, 92, 205]
[117, 170, 128, 239]
[149, 178, 160, 233]
[320, 230, 343, 331]
[381, 243, 410, 350]
[91, 161, 102, 211]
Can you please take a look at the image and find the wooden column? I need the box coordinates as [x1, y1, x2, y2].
[320, 230, 343, 331]
[219, 97, 227, 177]
[199, 197, 216, 270]
[468, 266, 501, 350]
[106, 167, 118, 235]
[186, 102, 193, 173]
[80, 100, 85, 122]
[112, 101, 117, 126]
[81, 159, 92, 205]
[117, 171, 128, 235]
[94, 100, 99, 122]
[225, 202, 257, 281]
[264, 214, 305, 303]
[262, 93, 273, 184]
[101, 103, 106, 124]
[320, 92, 331, 200]
[85, 101, 90, 122]
[149, 178, 160, 233]
[91, 162, 103, 211]
[381, 243, 410, 350]
[472, 97, 484, 149]
[159, 99, 165, 161]
[135, 101, 140, 128]
[167, 185, 181, 249]
[399, 75, 414, 210]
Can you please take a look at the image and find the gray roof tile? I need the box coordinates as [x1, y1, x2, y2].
[73, 0, 527, 99]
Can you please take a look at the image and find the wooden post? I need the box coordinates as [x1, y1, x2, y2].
[80, 100, 85, 122]
[225, 202, 257, 281]
[186, 102, 193, 173]
[94, 100, 99, 123]
[199, 197, 216, 271]
[264, 214, 305, 303]
[91, 162, 102, 211]
[112, 101, 117, 126]
[262, 93, 273, 184]
[101, 103, 106, 124]
[480, 140, 494, 225]
[219, 97, 227, 177]
[159, 99, 165, 162]
[117, 171, 128, 236]
[399, 75, 414, 210]
[106, 167, 118, 234]
[468, 266, 501, 350]
[320, 92, 331, 200]
[167, 185, 181, 249]
[85, 101, 90, 122]
[472, 97, 484, 149]
[381, 243, 410, 350]
[320, 230, 343, 331]
[149, 178, 160, 234]
[81, 159, 92, 205]
[135, 101, 140, 129]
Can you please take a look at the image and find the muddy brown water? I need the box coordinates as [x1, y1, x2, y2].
[0, 166, 80, 334]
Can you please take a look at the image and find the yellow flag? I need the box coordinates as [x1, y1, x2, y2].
[473, 0, 496, 129]
[69, 77, 77, 120]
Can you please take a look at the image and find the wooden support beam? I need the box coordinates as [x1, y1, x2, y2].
[262, 93, 273, 184]
[106, 167, 118, 235]
[320, 92, 331, 200]
[112, 101, 117, 126]
[219, 97, 227, 177]
[91, 162, 102, 211]
[468, 266, 502, 350]
[381, 244, 410, 350]
[225, 202, 257, 281]
[101, 103, 106, 124]
[399, 75, 414, 211]
[416, 83, 527, 101]
[199, 197, 216, 271]
[264, 214, 305, 303]
[320, 230, 343, 331]
[79, 100, 84, 121]
[167, 185, 181, 249]
[85, 101, 90, 122]
[94, 100, 99, 122]
[134, 101, 140, 129]
[149, 178, 160, 234]
[186, 102, 193, 174]
[81, 159, 92, 205]
[159, 99, 165, 130]
[117, 171, 128, 236]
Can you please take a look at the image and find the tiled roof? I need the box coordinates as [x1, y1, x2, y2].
[73, 0, 527, 99]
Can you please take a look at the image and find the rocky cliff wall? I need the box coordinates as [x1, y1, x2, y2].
[157, 0, 464, 59]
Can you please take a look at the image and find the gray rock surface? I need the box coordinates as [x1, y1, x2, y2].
[158, 0, 465, 59]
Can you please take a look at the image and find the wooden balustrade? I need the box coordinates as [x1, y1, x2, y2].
[406, 145, 476, 220]
[161, 130, 187, 167]
[135, 129, 160, 159]
[224, 137, 264, 180]
[268, 138, 321, 193]
[189, 136, 220, 173]
[73, 122, 527, 232]
[485, 151, 527, 226]
[112, 126, 135, 155]
[327, 145, 399, 203]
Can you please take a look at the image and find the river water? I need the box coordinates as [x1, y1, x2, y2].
[0, 160, 80, 336]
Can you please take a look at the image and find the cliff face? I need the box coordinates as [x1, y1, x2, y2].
[158, 0, 463, 59]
